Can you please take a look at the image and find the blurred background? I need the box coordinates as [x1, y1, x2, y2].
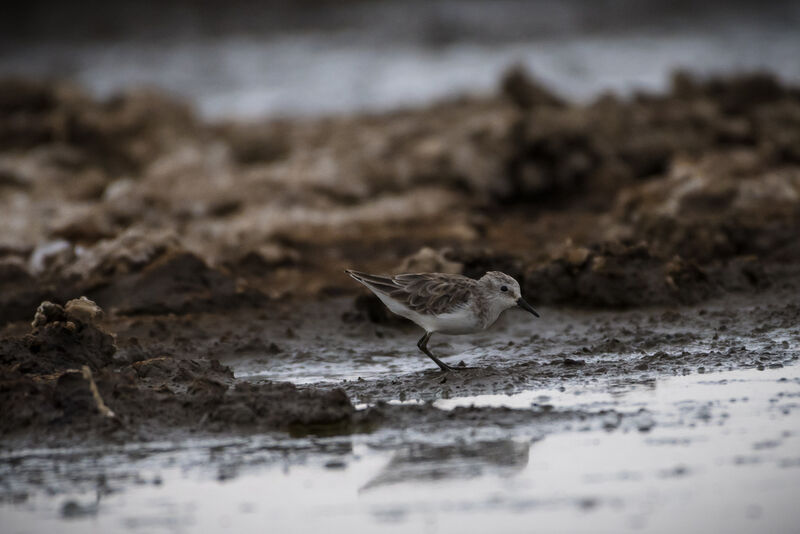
[3, 0, 800, 118]
[2, 0, 800, 311]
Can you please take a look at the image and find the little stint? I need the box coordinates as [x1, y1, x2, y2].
[346, 270, 539, 372]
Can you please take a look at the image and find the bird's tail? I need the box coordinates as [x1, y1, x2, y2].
[344, 270, 397, 292]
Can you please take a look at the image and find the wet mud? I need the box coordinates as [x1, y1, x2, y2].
[0, 299, 356, 446]
[2, 283, 796, 449]
[1, 70, 800, 530]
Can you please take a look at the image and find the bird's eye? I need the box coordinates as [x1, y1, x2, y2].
[500, 285, 508, 292]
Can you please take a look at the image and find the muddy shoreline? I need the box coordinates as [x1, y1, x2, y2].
[1, 281, 797, 450]
[1, 70, 800, 452]
[0, 70, 800, 533]
[1, 287, 798, 530]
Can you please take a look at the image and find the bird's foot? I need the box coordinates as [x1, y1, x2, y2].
[437, 361, 470, 372]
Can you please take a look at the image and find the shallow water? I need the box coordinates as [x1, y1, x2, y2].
[3, 290, 799, 532]
[3, 362, 799, 533]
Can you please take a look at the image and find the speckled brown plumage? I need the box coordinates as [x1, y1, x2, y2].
[346, 271, 477, 315]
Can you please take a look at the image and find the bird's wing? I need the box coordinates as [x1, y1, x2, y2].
[347, 270, 476, 315]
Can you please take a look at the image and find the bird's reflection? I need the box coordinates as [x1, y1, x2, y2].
[361, 439, 530, 492]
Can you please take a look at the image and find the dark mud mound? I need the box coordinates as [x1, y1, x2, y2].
[523, 241, 767, 307]
[2, 70, 800, 318]
[0, 230, 268, 323]
[0, 300, 354, 444]
[62, 230, 268, 316]
[615, 151, 800, 263]
[524, 242, 701, 307]
[89, 251, 262, 315]
[507, 72, 800, 200]
[0, 78, 197, 176]
[2, 317, 116, 375]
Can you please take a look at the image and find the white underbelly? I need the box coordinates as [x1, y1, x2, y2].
[425, 311, 483, 334]
[374, 292, 482, 334]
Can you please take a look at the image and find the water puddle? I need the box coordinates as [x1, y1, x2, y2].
[432, 365, 799, 412]
[3, 362, 799, 533]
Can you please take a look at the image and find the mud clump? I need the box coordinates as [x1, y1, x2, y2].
[0, 230, 268, 323]
[614, 151, 800, 263]
[4, 298, 116, 374]
[63, 230, 265, 316]
[506, 71, 800, 204]
[63, 296, 105, 324]
[523, 241, 719, 307]
[0, 300, 355, 445]
[0, 78, 197, 174]
[501, 66, 566, 110]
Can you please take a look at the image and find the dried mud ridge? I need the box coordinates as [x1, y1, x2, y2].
[0, 70, 799, 324]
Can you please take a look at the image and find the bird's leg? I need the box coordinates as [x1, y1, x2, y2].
[417, 332, 456, 372]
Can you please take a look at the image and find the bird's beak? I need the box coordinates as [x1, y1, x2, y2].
[517, 297, 540, 317]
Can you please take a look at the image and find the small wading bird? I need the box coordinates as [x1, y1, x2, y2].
[346, 270, 539, 372]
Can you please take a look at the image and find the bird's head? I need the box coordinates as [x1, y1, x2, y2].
[478, 271, 539, 317]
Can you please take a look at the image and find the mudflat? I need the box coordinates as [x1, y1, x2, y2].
[1, 71, 799, 532]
